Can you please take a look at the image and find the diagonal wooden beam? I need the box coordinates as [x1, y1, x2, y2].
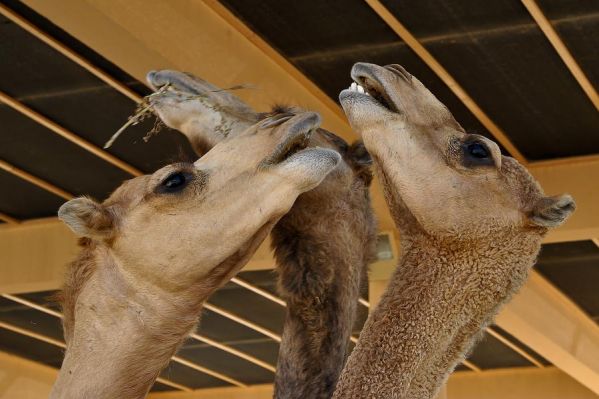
[521, 0, 599, 111]
[487, 327, 544, 368]
[0, 4, 142, 103]
[462, 360, 482, 373]
[230, 277, 286, 307]
[190, 333, 275, 373]
[496, 271, 599, 395]
[0, 90, 143, 176]
[0, 159, 73, 200]
[0, 212, 20, 224]
[0, 294, 246, 388]
[363, 0, 527, 164]
[2, 293, 273, 379]
[0, 320, 190, 391]
[201, 0, 348, 129]
[203, 303, 281, 343]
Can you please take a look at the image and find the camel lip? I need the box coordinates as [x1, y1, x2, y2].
[347, 64, 399, 113]
[146, 70, 202, 96]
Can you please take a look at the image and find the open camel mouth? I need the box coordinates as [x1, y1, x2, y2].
[339, 63, 409, 114]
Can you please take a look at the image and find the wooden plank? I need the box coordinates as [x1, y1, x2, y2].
[363, 0, 527, 164]
[0, 159, 72, 200]
[496, 272, 599, 395]
[0, 212, 19, 224]
[0, 3, 142, 103]
[521, 0, 599, 111]
[0, 90, 143, 177]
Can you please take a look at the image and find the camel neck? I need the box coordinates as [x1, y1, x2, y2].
[333, 232, 541, 399]
[51, 252, 200, 399]
[272, 197, 376, 399]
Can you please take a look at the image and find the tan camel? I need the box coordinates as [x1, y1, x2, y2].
[335, 63, 575, 399]
[147, 70, 378, 399]
[51, 112, 340, 399]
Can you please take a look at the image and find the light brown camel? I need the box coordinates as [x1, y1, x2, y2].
[335, 62, 575, 399]
[51, 112, 340, 399]
[147, 70, 378, 399]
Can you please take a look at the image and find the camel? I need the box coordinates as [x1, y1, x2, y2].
[50, 111, 341, 399]
[334, 62, 575, 399]
[146, 70, 378, 399]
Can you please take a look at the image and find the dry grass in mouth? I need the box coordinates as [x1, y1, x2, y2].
[103, 83, 253, 149]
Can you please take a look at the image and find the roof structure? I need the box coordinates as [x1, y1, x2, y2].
[0, 0, 597, 396]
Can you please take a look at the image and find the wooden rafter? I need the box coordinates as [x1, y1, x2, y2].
[201, 0, 348, 128]
[0, 90, 143, 177]
[0, 159, 73, 200]
[203, 303, 282, 343]
[0, 319, 190, 391]
[363, 0, 527, 164]
[487, 327, 544, 368]
[0, 212, 20, 224]
[0, 293, 246, 388]
[521, 0, 599, 111]
[0, 4, 142, 104]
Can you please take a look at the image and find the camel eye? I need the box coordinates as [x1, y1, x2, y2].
[467, 142, 489, 159]
[160, 172, 189, 193]
[461, 140, 494, 167]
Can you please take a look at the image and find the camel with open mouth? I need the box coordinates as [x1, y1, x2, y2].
[145, 70, 378, 399]
[51, 112, 339, 399]
[334, 62, 574, 399]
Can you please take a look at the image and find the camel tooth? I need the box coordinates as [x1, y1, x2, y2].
[357, 85, 365, 93]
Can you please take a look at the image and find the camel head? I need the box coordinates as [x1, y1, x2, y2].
[339, 62, 574, 238]
[58, 112, 340, 292]
[147, 70, 259, 156]
[146, 70, 374, 209]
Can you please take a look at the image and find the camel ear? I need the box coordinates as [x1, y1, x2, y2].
[58, 197, 114, 239]
[529, 194, 575, 228]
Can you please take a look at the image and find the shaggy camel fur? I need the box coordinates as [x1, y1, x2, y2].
[335, 62, 575, 399]
[51, 112, 340, 399]
[147, 70, 378, 399]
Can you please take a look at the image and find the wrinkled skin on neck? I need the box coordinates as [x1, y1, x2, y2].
[334, 63, 574, 399]
[147, 71, 378, 399]
[53, 112, 340, 399]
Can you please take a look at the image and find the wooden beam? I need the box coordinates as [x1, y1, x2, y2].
[200, 0, 348, 129]
[0, 212, 19, 224]
[230, 277, 286, 307]
[0, 159, 72, 200]
[521, 0, 599, 111]
[0, 350, 58, 398]
[446, 367, 598, 399]
[486, 327, 544, 368]
[171, 356, 245, 388]
[363, 0, 527, 164]
[0, 90, 143, 177]
[0, 296, 244, 390]
[203, 303, 281, 343]
[145, 368, 599, 399]
[0, 4, 142, 103]
[2, 290, 275, 378]
[190, 333, 275, 373]
[495, 272, 599, 395]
